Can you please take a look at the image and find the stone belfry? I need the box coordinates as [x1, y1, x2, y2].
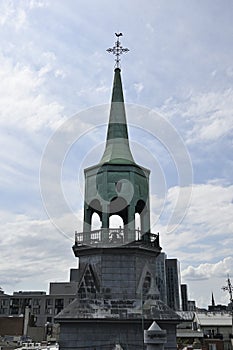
[57, 34, 180, 350]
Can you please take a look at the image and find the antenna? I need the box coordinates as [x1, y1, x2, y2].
[106, 33, 129, 68]
[222, 276, 233, 302]
[222, 276, 233, 337]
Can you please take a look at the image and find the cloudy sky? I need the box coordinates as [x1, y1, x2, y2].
[0, 0, 232, 308]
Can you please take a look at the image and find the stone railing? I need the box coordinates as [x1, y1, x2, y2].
[74, 228, 160, 248]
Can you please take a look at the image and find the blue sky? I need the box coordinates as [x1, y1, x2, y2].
[0, 0, 232, 308]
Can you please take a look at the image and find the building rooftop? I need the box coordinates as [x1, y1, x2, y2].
[195, 312, 232, 326]
[176, 311, 195, 321]
[13, 291, 46, 296]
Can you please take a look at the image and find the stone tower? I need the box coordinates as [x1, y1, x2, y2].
[56, 65, 181, 350]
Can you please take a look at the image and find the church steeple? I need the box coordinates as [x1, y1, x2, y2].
[58, 35, 180, 350]
[75, 33, 160, 247]
[211, 292, 215, 306]
[100, 67, 135, 164]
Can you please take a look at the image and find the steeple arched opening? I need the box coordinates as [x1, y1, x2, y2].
[109, 215, 124, 228]
[91, 212, 102, 231]
[84, 199, 102, 232]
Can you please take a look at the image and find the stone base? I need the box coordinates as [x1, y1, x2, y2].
[59, 321, 144, 350]
[58, 319, 178, 350]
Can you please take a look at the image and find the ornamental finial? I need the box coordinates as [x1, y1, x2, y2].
[106, 33, 129, 68]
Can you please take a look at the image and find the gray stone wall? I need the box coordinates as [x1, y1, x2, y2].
[59, 321, 145, 350]
[59, 321, 178, 350]
[101, 253, 137, 299]
[77, 249, 159, 300]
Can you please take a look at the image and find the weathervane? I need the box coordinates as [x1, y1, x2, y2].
[106, 33, 129, 68]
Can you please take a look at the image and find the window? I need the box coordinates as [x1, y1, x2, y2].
[209, 344, 216, 350]
[33, 298, 41, 306]
[1, 299, 9, 307]
[55, 299, 64, 314]
[46, 299, 53, 307]
[32, 308, 40, 315]
[45, 299, 53, 314]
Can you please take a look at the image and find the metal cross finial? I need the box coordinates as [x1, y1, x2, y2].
[106, 33, 129, 68]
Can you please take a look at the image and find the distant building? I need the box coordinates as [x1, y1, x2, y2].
[177, 310, 233, 350]
[187, 300, 196, 311]
[176, 311, 203, 348]
[208, 304, 228, 312]
[0, 273, 78, 329]
[181, 284, 188, 311]
[155, 252, 167, 304]
[208, 293, 227, 312]
[165, 258, 181, 310]
[194, 311, 232, 350]
[0, 316, 24, 337]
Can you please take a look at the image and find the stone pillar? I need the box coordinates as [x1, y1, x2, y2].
[102, 206, 109, 243]
[83, 206, 91, 233]
[141, 205, 150, 234]
[23, 306, 30, 336]
[144, 321, 167, 350]
[126, 205, 135, 242]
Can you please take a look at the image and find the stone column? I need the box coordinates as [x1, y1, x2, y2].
[126, 204, 135, 242]
[83, 206, 91, 229]
[102, 205, 109, 243]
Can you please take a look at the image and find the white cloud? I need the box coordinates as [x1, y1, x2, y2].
[146, 22, 155, 33]
[134, 82, 144, 94]
[29, 0, 48, 9]
[0, 0, 48, 31]
[184, 183, 233, 234]
[160, 89, 233, 143]
[160, 182, 233, 263]
[0, 54, 64, 130]
[0, 1, 27, 30]
[182, 184, 233, 233]
[0, 210, 77, 293]
[226, 66, 233, 78]
[54, 69, 66, 79]
[159, 181, 233, 306]
[182, 257, 233, 281]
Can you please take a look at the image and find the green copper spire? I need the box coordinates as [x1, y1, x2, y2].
[100, 68, 135, 164]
